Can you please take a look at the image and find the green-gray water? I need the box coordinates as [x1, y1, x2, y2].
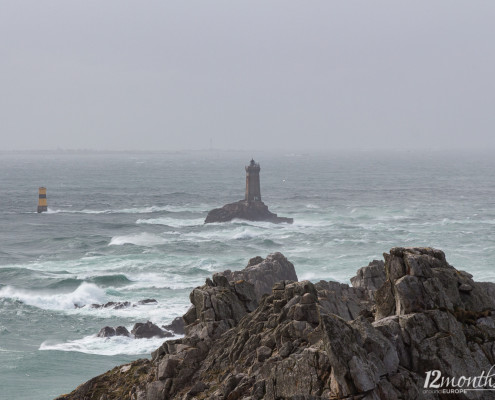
[1, 150, 494, 399]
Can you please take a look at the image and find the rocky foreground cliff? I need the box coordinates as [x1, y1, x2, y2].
[57, 248, 495, 400]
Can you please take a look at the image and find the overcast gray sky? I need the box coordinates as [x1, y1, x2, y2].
[1, 1, 494, 152]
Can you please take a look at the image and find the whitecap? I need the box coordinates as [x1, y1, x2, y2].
[122, 272, 200, 291]
[40, 333, 180, 356]
[292, 219, 334, 228]
[136, 217, 204, 228]
[43, 205, 209, 215]
[232, 229, 259, 240]
[108, 232, 167, 247]
[46, 208, 62, 214]
[0, 282, 106, 310]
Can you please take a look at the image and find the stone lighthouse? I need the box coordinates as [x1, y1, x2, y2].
[204, 158, 293, 224]
[245, 159, 261, 202]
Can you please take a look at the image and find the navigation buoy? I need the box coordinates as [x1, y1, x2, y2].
[37, 187, 47, 213]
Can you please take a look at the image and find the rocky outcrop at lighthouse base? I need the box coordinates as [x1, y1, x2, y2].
[204, 200, 293, 224]
[57, 248, 495, 400]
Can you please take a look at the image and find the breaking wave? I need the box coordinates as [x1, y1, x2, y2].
[109, 233, 168, 247]
[40, 333, 179, 356]
[0, 282, 106, 310]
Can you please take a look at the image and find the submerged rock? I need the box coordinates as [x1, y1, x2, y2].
[90, 301, 131, 310]
[58, 248, 495, 400]
[88, 299, 157, 310]
[204, 200, 293, 224]
[137, 298, 158, 305]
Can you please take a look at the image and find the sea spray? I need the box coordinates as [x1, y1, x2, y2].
[39, 332, 182, 356]
[0, 282, 106, 310]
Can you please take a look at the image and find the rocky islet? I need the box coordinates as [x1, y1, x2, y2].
[204, 200, 293, 224]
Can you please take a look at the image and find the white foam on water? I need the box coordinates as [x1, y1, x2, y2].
[332, 238, 371, 244]
[136, 217, 204, 228]
[0, 282, 106, 310]
[292, 218, 334, 228]
[229, 219, 284, 229]
[44, 205, 209, 215]
[73, 301, 190, 322]
[298, 271, 318, 281]
[109, 232, 167, 247]
[40, 333, 180, 356]
[185, 219, 293, 241]
[122, 272, 199, 291]
[45, 208, 62, 214]
[232, 228, 260, 240]
[374, 215, 409, 222]
[194, 258, 219, 272]
[2, 255, 142, 276]
[180, 230, 229, 242]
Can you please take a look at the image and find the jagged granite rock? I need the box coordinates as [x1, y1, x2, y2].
[162, 317, 185, 335]
[375, 247, 494, 319]
[56, 359, 153, 400]
[204, 200, 293, 224]
[315, 279, 373, 321]
[57, 248, 495, 400]
[350, 259, 386, 298]
[181, 273, 259, 341]
[215, 252, 298, 299]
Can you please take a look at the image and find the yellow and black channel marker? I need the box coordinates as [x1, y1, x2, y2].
[37, 187, 47, 213]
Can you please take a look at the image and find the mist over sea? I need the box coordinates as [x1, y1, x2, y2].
[0, 150, 494, 399]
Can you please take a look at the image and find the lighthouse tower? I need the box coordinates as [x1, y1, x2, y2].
[245, 159, 261, 202]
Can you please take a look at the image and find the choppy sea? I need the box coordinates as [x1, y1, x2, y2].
[0, 150, 494, 400]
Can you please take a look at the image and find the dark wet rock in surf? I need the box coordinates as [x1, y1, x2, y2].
[97, 326, 116, 338]
[87, 299, 157, 310]
[137, 299, 158, 305]
[132, 321, 172, 339]
[97, 326, 130, 338]
[90, 301, 131, 309]
[115, 326, 130, 337]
